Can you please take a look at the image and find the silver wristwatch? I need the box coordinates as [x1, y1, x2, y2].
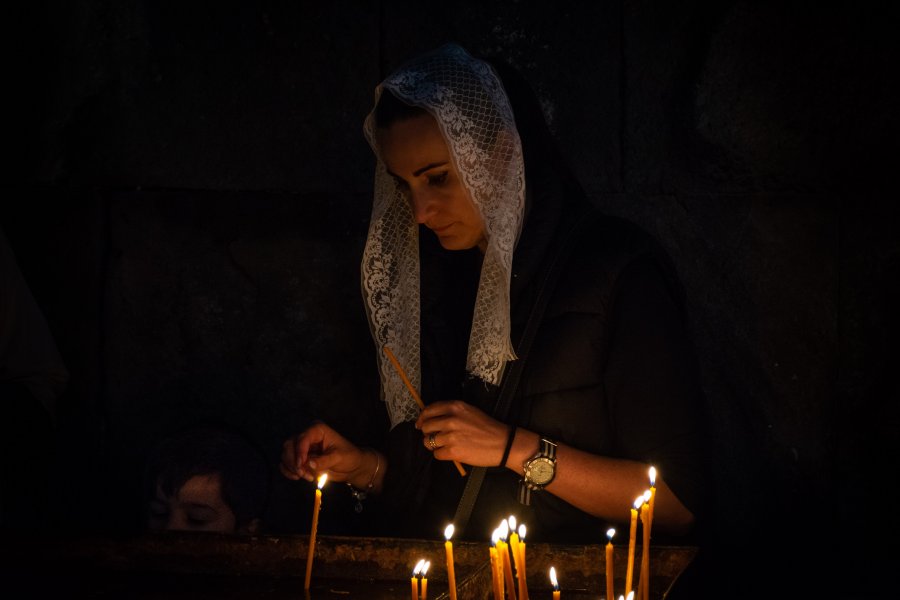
[518, 438, 557, 505]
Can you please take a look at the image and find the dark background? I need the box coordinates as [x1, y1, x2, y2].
[2, 1, 897, 598]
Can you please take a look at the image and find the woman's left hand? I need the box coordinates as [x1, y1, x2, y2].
[415, 400, 509, 467]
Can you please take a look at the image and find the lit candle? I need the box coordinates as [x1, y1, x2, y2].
[647, 466, 657, 530]
[606, 527, 616, 600]
[549, 566, 560, 600]
[644, 467, 657, 600]
[490, 529, 503, 600]
[517, 524, 528, 600]
[508, 515, 521, 582]
[304, 473, 327, 590]
[637, 489, 651, 600]
[444, 524, 457, 600]
[625, 495, 643, 596]
[420, 560, 431, 600]
[411, 559, 424, 600]
[498, 520, 517, 600]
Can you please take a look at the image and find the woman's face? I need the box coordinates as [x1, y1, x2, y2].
[377, 114, 487, 253]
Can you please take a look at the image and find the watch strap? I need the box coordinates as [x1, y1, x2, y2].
[518, 437, 558, 505]
[540, 438, 557, 460]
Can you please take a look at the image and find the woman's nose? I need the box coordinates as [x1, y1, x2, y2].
[410, 189, 437, 224]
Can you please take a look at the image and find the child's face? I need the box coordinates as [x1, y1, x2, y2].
[148, 473, 237, 533]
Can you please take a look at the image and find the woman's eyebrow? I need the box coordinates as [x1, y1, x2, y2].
[413, 161, 448, 177]
[386, 161, 449, 181]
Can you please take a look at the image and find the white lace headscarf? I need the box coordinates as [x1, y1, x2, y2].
[362, 43, 526, 428]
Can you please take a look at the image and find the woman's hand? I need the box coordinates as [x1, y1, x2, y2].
[280, 422, 372, 487]
[415, 400, 509, 467]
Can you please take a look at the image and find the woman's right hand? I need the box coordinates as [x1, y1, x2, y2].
[280, 422, 373, 487]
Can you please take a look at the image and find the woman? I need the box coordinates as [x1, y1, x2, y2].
[281, 43, 708, 545]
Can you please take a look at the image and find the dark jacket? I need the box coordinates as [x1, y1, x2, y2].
[378, 160, 709, 545]
[374, 56, 708, 544]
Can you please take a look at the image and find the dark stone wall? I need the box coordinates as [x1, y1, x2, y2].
[2, 1, 897, 597]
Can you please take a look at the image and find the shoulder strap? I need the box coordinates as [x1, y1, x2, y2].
[452, 206, 599, 536]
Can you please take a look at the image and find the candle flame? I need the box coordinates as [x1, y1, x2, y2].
[643, 489, 652, 502]
[498, 519, 509, 540]
[413, 558, 425, 576]
[649, 466, 657, 486]
[634, 495, 645, 509]
[607, 527, 616, 541]
[549, 566, 559, 589]
[444, 523, 454, 540]
[317, 473, 328, 489]
[422, 560, 430, 576]
[491, 528, 500, 545]
[518, 524, 526, 540]
[626, 591, 635, 600]
[508, 515, 517, 531]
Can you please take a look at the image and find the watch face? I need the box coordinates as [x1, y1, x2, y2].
[526, 457, 555, 486]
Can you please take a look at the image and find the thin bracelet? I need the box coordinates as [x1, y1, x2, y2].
[347, 448, 380, 513]
[364, 448, 380, 490]
[499, 424, 517, 468]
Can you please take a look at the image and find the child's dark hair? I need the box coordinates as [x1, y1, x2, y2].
[145, 423, 270, 530]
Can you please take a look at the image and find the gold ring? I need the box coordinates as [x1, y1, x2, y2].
[427, 432, 437, 451]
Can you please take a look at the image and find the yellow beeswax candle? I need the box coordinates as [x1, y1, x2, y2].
[549, 566, 560, 600]
[606, 528, 616, 600]
[647, 466, 657, 530]
[508, 515, 521, 582]
[498, 520, 517, 600]
[411, 559, 424, 600]
[638, 490, 651, 600]
[517, 524, 528, 600]
[625, 495, 642, 596]
[490, 529, 503, 600]
[420, 560, 430, 600]
[444, 524, 457, 600]
[304, 474, 327, 590]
